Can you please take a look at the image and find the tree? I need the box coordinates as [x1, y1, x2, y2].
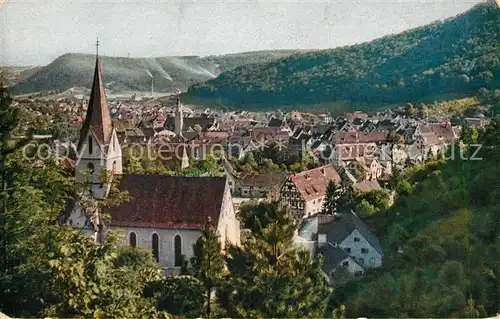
[219, 203, 333, 318]
[145, 275, 204, 317]
[238, 200, 283, 233]
[387, 130, 404, 144]
[0, 84, 20, 272]
[0, 151, 165, 318]
[405, 103, 416, 116]
[337, 181, 355, 213]
[192, 124, 202, 133]
[322, 180, 340, 214]
[355, 199, 376, 218]
[46, 232, 166, 318]
[191, 216, 225, 318]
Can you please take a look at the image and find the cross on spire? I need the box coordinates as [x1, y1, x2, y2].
[96, 37, 100, 56]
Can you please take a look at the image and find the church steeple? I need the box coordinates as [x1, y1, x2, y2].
[78, 39, 112, 151]
[75, 40, 122, 200]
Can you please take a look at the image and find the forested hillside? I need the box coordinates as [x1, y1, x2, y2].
[186, 3, 500, 109]
[9, 50, 300, 95]
[336, 119, 500, 317]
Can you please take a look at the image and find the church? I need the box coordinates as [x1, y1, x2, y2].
[61, 50, 241, 271]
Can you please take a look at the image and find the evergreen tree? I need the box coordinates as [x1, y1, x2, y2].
[337, 181, 355, 213]
[191, 216, 225, 318]
[322, 180, 339, 214]
[0, 84, 32, 274]
[145, 275, 204, 318]
[219, 203, 332, 318]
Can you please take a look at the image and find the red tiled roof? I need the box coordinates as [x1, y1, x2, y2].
[346, 112, 368, 120]
[288, 165, 342, 201]
[418, 122, 457, 142]
[203, 131, 230, 143]
[353, 180, 381, 192]
[335, 131, 388, 144]
[419, 132, 441, 146]
[251, 127, 289, 140]
[107, 175, 227, 229]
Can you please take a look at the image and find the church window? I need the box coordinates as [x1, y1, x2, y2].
[112, 161, 116, 173]
[69, 219, 73, 226]
[174, 235, 182, 267]
[152, 233, 159, 263]
[87, 162, 94, 173]
[130, 232, 137, 247]
[88, 136, 93, 154]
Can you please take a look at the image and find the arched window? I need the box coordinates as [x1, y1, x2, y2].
[152, 233, 159, 263]
[112, 160, 117, 173]
[174, 235, 182, 267]
[87, 162, 95, 173]
[88, 136, 93, 154]
[129, 232, 137, 247]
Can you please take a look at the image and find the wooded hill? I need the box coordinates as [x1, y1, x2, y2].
[338, 120, 500, 317]
[185, 3, 500, 110]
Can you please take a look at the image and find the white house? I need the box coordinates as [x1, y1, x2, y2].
[295, 212, 383, 286]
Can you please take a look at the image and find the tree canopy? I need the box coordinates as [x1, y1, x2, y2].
[187, 3, 500, 110]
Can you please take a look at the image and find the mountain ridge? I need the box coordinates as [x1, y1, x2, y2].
[9, 50, 304, 95]
[184, 2, 500, 110]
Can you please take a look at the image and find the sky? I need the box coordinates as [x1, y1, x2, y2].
[0, 0, 484, 66]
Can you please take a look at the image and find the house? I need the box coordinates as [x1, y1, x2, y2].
[345, 111, 369, 121]
[280, 165, 342, 219]
[61, 53, 240, 273]
[296, 212, 383, 286]
[251, 127, 290, 143]
[347, 156, 384, 181]
[163, 113, 217, 134]
[329, 143, 377, 167]
[415, 132, 445, 160]
[335, 131, 389, 144]
[412, 122, 459, 143]
[239, 170, 287, 198]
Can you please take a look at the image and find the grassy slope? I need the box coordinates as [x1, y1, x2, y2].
[10, 50, 301, 95]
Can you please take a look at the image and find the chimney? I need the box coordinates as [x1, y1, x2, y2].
[151, 77, 154, 97]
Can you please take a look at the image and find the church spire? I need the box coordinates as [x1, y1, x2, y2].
[174, 96, 184, 137]
[78, 39, 112, 151]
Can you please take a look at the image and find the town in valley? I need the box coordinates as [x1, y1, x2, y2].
[1, 0, 500, 318]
